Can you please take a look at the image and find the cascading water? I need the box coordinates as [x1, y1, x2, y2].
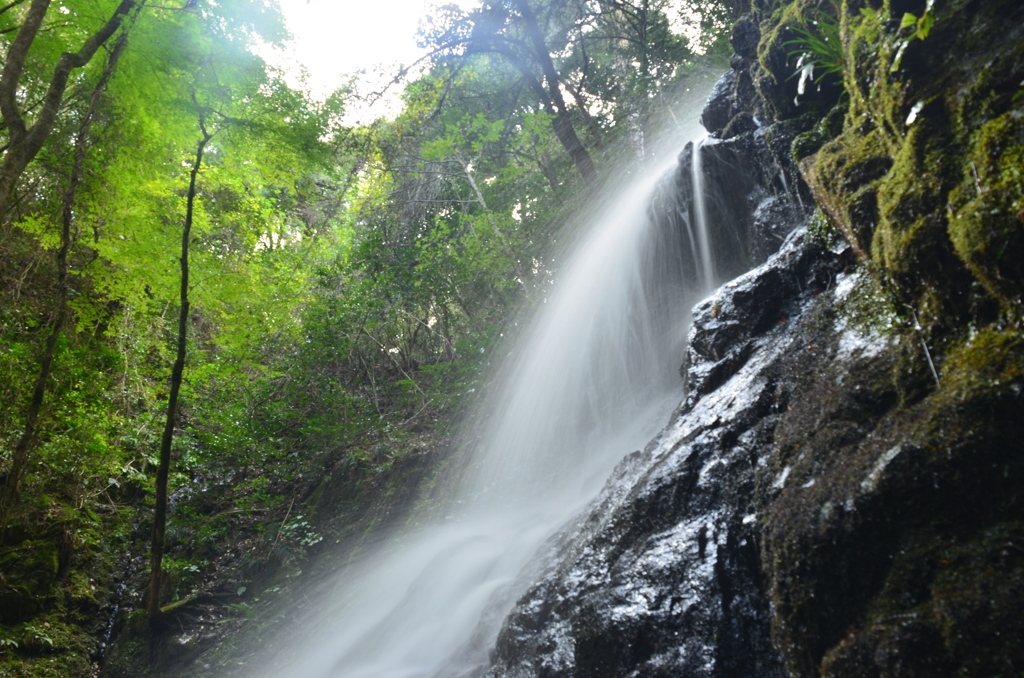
[245, 121, 733, 678]
[689, 139, 717, 292]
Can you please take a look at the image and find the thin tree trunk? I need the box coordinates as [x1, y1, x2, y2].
[0, 34, 129, 517]
[455, 154, 527, 281]
[559, 76, 604, 150]
[147, 120, 212, 623]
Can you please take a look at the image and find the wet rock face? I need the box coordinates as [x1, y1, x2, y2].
[486, 230, 849, 678]
[701, 15, 764, 141]
[486, 215, 1023, 678]
[646, 138, 759, 290]
[761, 310, 1024, 678]
[646, 108, 806, 295]
[488, 224, 1024, 678]
[700, 69, 738, 135]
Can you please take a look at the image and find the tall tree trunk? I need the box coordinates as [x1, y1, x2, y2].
[639, 0, 649, 94]
[147, 121, 212, 623]
[0, 0, 138, 220]
[0, 34, 129, 517]
[559, 76, 604, 151]
[512, 0, 599, 191]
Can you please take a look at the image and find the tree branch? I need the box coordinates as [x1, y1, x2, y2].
[0, 0, 139, 220]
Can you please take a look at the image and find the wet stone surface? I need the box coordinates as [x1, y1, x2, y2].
[485, 229, 851, 678]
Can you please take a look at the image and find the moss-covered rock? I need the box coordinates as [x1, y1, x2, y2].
[803, 127, 892, 259]
[794, 0, 1024, 340]
[761, 318, 1024, 677]
[0, 540, 60, 625]
[754, 0, 844, 122]
[947, 110, 1024, 308]
[792, 101, 847, 161]
[100, 611, 153, 678]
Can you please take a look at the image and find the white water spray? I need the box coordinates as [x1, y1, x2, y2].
[246, 124, 726, 678]
[690, 138, 717, 292]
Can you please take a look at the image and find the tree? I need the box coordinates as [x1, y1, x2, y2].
[110, 6, 339, 620]
[424, 0, 600, 190]
[147, 103, 210, 622]
[0, 27, 131, 513]
[554, 0, 696, 151]
[0, 0, 140, 221]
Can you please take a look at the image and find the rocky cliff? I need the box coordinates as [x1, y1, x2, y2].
[485, 1, 1024, 676]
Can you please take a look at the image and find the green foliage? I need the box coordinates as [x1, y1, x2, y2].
[889, 2, 935, 72]
[899, 7, 934, 41]
[785, 9, 845, 101]
[224, 602, 256, 620]
[279, 515, 322, 548]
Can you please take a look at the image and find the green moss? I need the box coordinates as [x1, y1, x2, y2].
[794, 0, 1024, 343]
[792, 100, 848, 160]
[765, 111, 820, 162]
[0, 494, 134, 675]
[100, 611, 153, 678]
[0, 541, 60, 625]
[947, 111, 1024, 308]
[806, 125, 892, 259]
[872, 122, 963, 326]
[806, 208, 841, 247]
[931, 323, 1024, 402]
[159, 593, 201, 616]
[0, 612, 99, 678]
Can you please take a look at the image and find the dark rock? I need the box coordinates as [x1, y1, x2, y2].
[486, 229, 847, 678]
[721, 111, 757, 140]
[730, 14, 759, 59]
[761, 322, 1024, 677]
[647, 123, 807, 301]
[701, 70, 738, 136]
[750, 195, 799, 260]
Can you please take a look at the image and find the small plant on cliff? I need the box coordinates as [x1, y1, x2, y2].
[807, 209, 841, 247]
[785, 9, 845, 104]
[898, 5, 934, 41]
[891, 0, 934, 71]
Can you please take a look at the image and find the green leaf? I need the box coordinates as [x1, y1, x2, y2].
[917, 12, 934, 39]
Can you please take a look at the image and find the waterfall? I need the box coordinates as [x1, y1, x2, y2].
[690, 138, 717, 292]
[246, 124, 727, 678]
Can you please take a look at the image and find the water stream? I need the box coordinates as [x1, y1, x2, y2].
[689, 138, 717, 292]
[249, 121, 726, 678]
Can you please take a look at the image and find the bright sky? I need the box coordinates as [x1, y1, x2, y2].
[269, 0, 476, 120]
